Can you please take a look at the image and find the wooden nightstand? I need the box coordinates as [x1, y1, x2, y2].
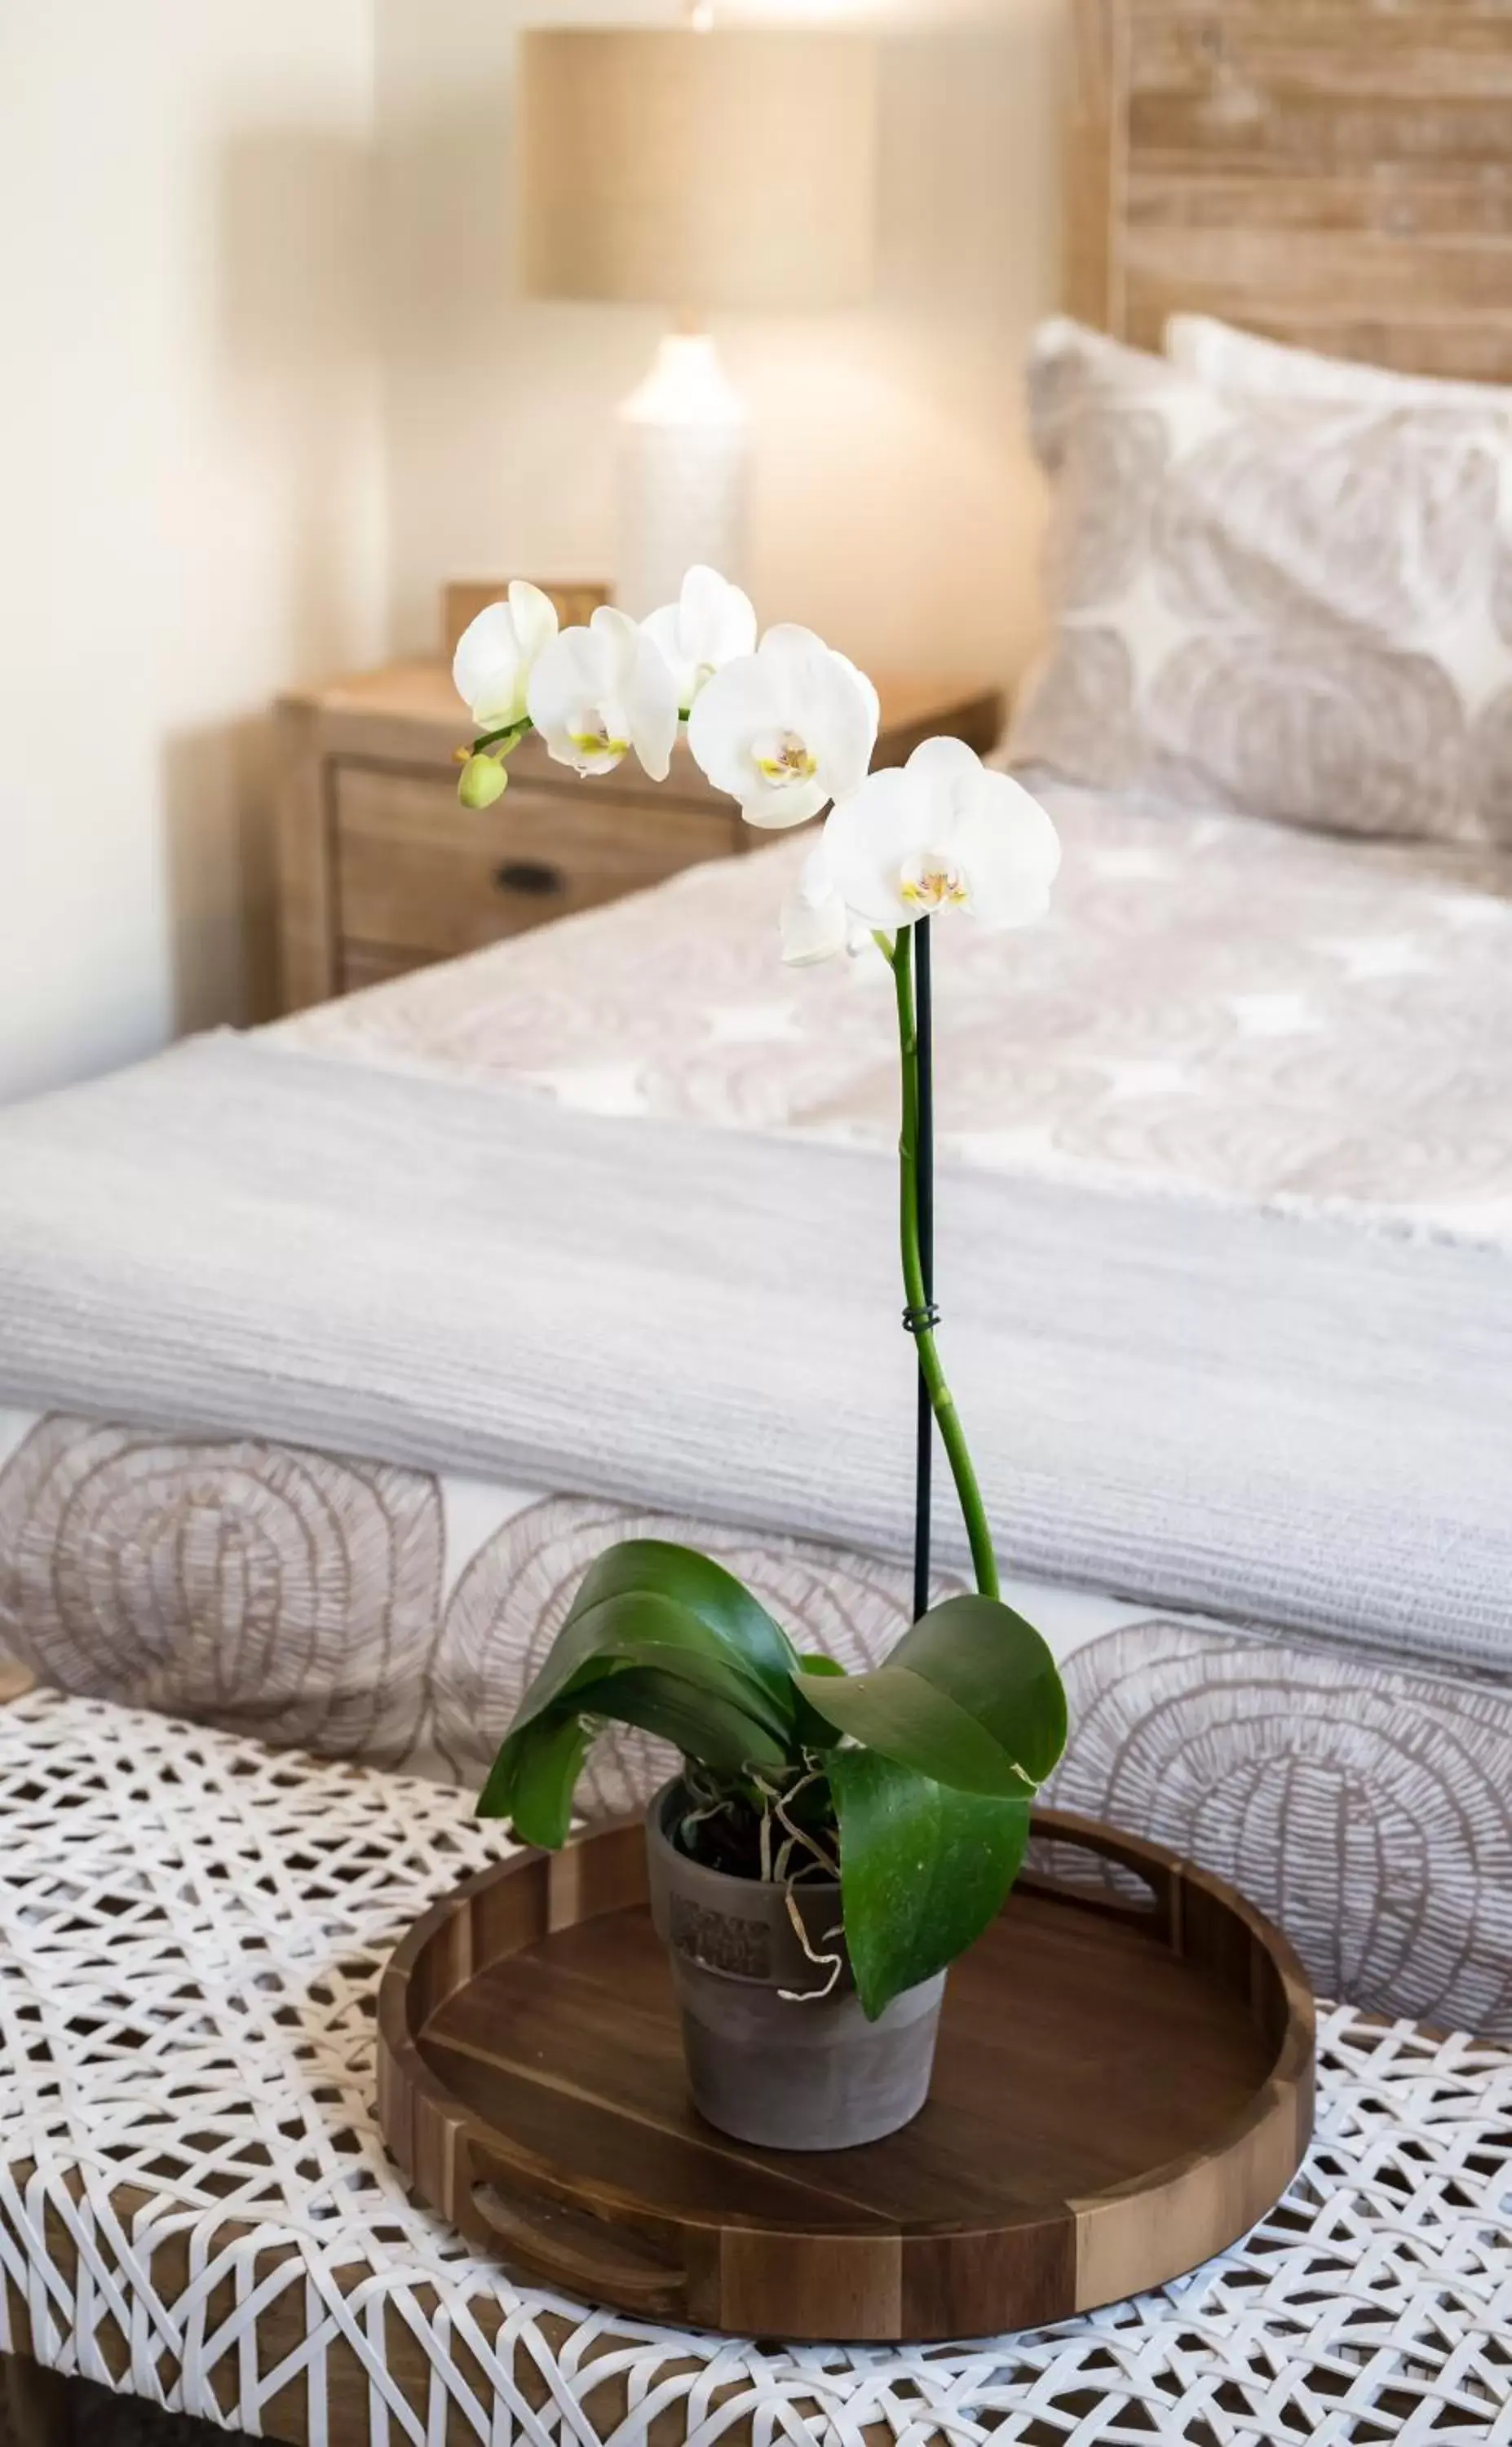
[275, 659, 1005, 1014]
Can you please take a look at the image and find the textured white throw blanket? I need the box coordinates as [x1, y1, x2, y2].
[0, 1032, 1507, 1666]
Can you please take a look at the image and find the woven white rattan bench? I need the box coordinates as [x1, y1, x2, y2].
[1, 1675, 1509, 2447]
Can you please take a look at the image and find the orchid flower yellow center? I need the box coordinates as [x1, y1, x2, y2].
[900, 850, 971, 911]
[569, 713, 629, 759]
[754, 728, 819, 786]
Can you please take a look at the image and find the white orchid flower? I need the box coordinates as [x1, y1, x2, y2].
[527, 605, 680, 781]
[642, 565, 758, 712]
[452, 582, 559, 730]
[780, 846, 850, 967]
[687, 623, 879, 829]
[818, 737, 1062, 944]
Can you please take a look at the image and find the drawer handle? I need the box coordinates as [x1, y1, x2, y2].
[493, 857, 566, 899]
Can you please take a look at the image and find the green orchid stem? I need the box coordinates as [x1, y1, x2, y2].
[471, 718, 533, 755]
[891, 927, 1001, 1603]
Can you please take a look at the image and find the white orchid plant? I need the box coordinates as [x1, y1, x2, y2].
[464, 568, 1069, 2020]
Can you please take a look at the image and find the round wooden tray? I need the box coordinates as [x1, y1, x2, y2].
[377, 1808, 1315, 2343]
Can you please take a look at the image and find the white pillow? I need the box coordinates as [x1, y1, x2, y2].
[1165, 313, 1512, 410]
[1008, 318, 1512, 843]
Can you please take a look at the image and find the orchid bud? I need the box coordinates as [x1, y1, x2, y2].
[458, 752, 508, 810]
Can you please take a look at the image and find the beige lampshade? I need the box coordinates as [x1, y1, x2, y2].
[519, 29, 877, 313]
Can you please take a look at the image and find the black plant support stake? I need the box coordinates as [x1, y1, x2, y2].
[893, 917, 996, 1604]
[913, 916, 935, 1622]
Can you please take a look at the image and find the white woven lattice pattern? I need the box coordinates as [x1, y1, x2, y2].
[2, 1689, 1510, 2446]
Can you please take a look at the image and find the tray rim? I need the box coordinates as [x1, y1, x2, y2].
[377, 1805, 1316, 2339]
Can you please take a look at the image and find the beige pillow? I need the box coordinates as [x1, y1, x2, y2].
[1165, 312, 1512, 411]
[1009, 318, 1512, 843]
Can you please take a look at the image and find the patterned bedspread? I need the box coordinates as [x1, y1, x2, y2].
[280, 780, 1512, 1246]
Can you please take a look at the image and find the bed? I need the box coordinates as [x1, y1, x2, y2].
[1, 0, 1510, 2041]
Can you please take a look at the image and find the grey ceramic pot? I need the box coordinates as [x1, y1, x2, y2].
[645, 1780, 945, 2152]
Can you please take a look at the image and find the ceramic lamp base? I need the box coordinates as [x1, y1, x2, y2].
[617, 330, 751, 618]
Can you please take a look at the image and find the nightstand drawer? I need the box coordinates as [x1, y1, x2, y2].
[332, 764, 742, 966]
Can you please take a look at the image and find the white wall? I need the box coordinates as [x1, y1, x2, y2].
[0, 2, 386, 1102]
[372, 0, 1063, 681]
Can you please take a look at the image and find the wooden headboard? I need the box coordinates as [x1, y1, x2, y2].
[1067, 0, 1512, 382]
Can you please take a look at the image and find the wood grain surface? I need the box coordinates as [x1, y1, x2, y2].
[377, 1810, 1315, 2343]
[334, 765, 741, 981]
[1068, 0, 1512, 380]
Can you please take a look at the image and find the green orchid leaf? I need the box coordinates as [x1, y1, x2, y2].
[886, 1594, 1068, 1785]
[479, 1642, 791, 1843]
[476, 1723, 527, 1823]
[789, 1650, 847, 1749]
[565, 1664, 793, 1777]
[477, 1710, 589, 1847]
[829, 1748, 1030, 2020]
[792, 1662, 1037, 1797]
[608, 1640, 798, 1740]
[479, 1541, 810, 1847]
[562, 1541, 800, 1710]
[511, 1586, 796, 1747]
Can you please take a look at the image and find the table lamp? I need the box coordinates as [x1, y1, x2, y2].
[519, 24, 878, 616]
